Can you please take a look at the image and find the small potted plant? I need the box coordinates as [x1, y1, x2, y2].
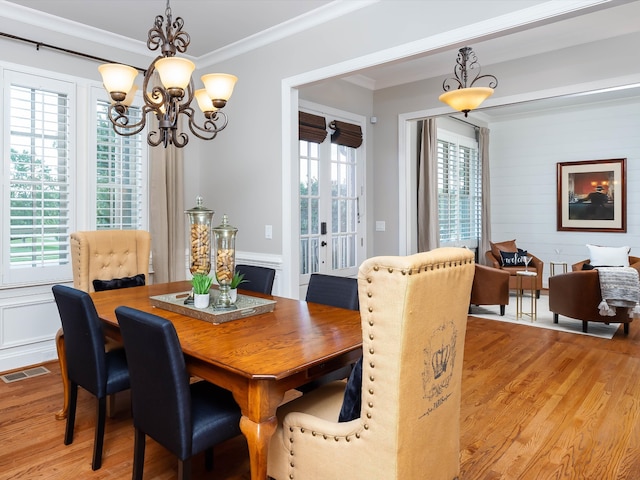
[229, 270, 248, 303]
[192, 273, 212, 308]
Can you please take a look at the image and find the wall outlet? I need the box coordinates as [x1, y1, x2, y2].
[265, 224, 273, 239]
[375, 221, 386, 232]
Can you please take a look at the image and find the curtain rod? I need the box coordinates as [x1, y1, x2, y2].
[448, 115, 480, 130]
[0, 31, 145, 72]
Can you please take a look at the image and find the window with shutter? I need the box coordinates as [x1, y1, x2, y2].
[5, 73, 73, 284]
[437, 130, 481, 247]
[95, 99, 145, 230]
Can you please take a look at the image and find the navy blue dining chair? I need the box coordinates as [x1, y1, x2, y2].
[298, 274, 360, 393]
[305, 273, 360, 310]
[51, 284, 130, 471]
[235, 264, 276, 294]
[115, 306, 242, 480]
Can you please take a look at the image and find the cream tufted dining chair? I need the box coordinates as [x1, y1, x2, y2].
[54, 230, 151, 420]
[267, 247, 475, 480]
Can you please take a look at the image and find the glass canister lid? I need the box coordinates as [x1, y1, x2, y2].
[213, 214, 238, 236]
[185, 195, 214, 221]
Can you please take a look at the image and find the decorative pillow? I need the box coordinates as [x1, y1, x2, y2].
[586, 244, 630, 267]
[490, 240, 517, 265]
[499, 248, 528, 267]
[582, 263, 595, 270]
[93, 274, 146, 292]
[338, 356, 362, 422]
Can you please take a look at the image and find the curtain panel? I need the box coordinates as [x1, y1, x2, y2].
[417, 118, 439, 252]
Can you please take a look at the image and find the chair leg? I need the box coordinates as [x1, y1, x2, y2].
[92, 396, 107, 470]
[55, 329, 70, 420]
[133, 428, 146, 480]
[178, 458, 192, 480]
[500, 305, 505, 316]
[64, 382, 78, 445]
[624, 322, 630, 335]
[553, 313, 559, 324]
[582, 321, 588, 333]
[205, 447, 214, 471]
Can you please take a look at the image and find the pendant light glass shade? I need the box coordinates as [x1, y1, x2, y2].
[201, 73, 238, 107]
[99, 64, 138, 97]
[194, 88, 216, 113]
[439, 87, 494, 114]
[154, 57, 195, 91]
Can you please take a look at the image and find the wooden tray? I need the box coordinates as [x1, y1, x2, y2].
[149, 291, 276, 324]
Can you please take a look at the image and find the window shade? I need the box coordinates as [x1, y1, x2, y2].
[299, 111, 327, 144]
[329, 120, 363, 148]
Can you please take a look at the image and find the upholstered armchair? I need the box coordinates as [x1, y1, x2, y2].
[470, 264, 510, 315]
[267, 247, 475, 480]
[55, 230, 151, 420]
[549, 255, 640, 334]
[485, 239, 544, 297]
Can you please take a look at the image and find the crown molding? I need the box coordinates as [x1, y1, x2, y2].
[0, 0, 151, 57]
[197, 0, 378, 68]
[0, 0, 379, 68]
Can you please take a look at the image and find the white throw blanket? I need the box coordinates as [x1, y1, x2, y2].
[597, 267, 640, 318]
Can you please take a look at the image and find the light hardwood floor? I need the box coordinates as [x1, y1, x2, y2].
[2, 314, 640, 479]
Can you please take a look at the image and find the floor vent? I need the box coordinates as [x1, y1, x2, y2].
[1, 366, 51, 384]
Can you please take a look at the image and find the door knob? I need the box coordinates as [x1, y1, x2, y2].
[321, 241, 327, 247]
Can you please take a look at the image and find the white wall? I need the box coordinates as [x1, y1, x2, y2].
[489, 97, 640, 286]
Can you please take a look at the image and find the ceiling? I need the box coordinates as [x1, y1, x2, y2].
[4, 0, 640, 118]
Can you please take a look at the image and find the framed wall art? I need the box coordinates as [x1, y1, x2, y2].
[556, 158, 626, 232]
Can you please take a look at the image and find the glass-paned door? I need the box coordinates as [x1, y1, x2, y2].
[299, 135, 363, 294]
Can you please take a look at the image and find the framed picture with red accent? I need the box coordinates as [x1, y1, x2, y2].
[557, 158, 626, 232]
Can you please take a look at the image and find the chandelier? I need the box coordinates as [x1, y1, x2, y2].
[98, 0, 237, 148]
[439, 47, 498, 117]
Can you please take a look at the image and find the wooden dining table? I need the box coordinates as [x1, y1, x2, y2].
[90, 280, 362, 480]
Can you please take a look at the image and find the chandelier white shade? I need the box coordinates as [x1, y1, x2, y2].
[98, 64, 138, 101]
[439, 47, 498, 117]
[439, 87, 494, 114]
[154, 57, 195, 92]
[98, 0, 238, 148]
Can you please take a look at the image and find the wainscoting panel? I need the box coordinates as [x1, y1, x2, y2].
[0, 287, 61, 373]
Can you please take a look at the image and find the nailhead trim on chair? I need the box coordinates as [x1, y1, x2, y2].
[285, 256, 475, 478]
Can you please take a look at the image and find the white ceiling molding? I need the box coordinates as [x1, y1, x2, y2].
[0, 0, 151, 58]
[196, 0, 378, 69]
[284, 0, 615, 89]
[0, 0, 377, 67]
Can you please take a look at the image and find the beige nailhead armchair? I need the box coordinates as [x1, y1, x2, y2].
[54, 230, 151, 420]
[267, 247, 475, 480]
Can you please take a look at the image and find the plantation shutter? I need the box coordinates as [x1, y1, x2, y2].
[8, 81, 71, 274]
[437, 132, 481, 246]
[95, 99, 144, 229]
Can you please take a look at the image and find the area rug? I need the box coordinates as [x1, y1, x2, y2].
[469, 294, 620, 339]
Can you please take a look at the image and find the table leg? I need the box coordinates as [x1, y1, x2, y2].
[54, 328, 69, 420]
[240, 415, 278, 480]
